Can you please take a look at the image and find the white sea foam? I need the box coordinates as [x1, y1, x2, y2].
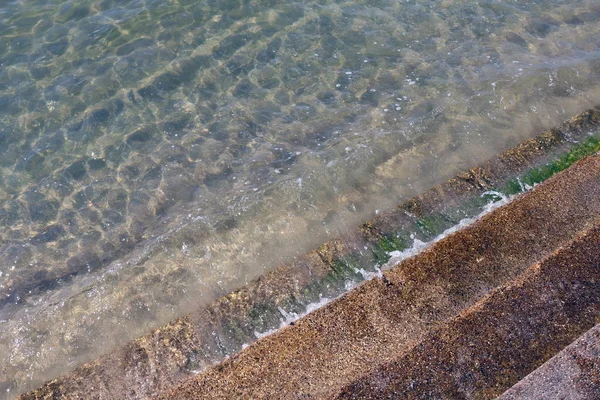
[252, 296, 332, 340]
[383, 190, 513, 270]
[249, 189, 518, 343]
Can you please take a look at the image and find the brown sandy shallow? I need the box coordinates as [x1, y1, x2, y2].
[156, 155, 600, 399]
[498, 322, 600, 400]
[19, 109, 600, 399]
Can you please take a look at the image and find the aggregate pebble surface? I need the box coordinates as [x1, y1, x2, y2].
[18, 111, 600, 399]
[498, 322, 600, 400]
[337, 224, 600, 399]
[156, 155, 600, 399]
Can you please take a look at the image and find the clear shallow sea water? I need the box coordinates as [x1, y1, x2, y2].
[1, 0, 600, 396]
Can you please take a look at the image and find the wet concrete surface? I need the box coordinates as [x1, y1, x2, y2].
[18, 109, 600, 399]
[155, 155, 600, 399]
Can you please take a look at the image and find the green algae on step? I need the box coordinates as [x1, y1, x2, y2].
[158, 154, 600, 400]
[17, 108, 600, 400]
[503, 133, 600, 195]
[368, 129, 600, 268]
[181, 109, 600, 356]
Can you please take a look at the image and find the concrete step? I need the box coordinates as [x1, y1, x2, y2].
[157, 155, 600, 399]
[335, 223, 600, 399]
[497, 322, 600, 400]
[19, 109, 600, 400]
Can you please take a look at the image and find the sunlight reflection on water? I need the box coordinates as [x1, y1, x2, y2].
[1, 0, 600, 396]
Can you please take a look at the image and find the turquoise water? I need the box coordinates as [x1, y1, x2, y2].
[1, 0, 600, 396]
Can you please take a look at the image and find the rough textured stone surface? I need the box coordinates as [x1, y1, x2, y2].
[19, 317, 204, 400]
[19, 108, 600, 399]
[498, 323, 600, 400]
[156, 155, 600, 399]
[337, 226, 600, 399]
